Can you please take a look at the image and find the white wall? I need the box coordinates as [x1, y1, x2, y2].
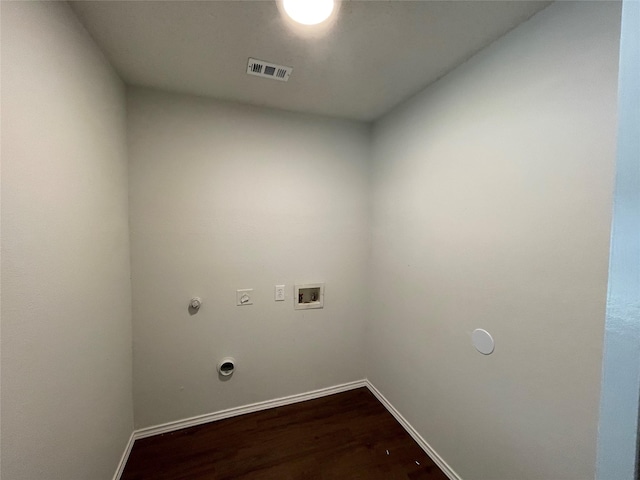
[127, 87, 370, 428]
[368, 2, 621, 480]
[1, 2, 133, 479]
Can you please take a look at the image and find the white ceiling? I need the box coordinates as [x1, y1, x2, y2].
[71, 1, 551, 122]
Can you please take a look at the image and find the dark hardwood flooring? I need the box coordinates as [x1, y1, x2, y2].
[122, 387, 448, 480]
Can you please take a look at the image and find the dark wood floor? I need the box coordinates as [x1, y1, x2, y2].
[122, 387, 448, 479]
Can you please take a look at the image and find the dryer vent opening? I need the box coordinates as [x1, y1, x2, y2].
[217, 357, 236, 377]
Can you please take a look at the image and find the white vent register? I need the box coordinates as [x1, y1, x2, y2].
[247, 58, 292, 82]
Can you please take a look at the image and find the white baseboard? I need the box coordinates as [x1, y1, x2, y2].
[133, 379, 367, 440]
[113, 378, 461, 480]
[112, 432, 135, 480]
[364, 380, 462, 480]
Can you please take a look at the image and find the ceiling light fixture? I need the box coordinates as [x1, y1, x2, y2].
[282, 0, 335, 26]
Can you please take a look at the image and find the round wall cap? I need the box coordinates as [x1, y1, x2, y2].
[472, 329, 495, 355]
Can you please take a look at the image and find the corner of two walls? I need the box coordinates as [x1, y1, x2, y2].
[367, 2, 622, 479]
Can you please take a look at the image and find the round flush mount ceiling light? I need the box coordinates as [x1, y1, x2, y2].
[282, 0, 335, 26]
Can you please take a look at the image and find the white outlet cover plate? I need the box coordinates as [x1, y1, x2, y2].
[236, 289, 253, 306]
[275, 285, 285, 301]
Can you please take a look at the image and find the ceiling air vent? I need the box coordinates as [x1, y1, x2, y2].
[247, 58, 292, 82]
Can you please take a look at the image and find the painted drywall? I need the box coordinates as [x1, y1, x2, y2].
[1, 2, 133, 479]
[368, 2, 621, 479]
[597, 1, 640, 479]
[127, 87, 370, 428]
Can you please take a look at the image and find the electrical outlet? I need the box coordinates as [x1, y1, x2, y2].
[275, 285, 285, 301]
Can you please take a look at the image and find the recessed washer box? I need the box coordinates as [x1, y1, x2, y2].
[294, 283, 324, 310]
